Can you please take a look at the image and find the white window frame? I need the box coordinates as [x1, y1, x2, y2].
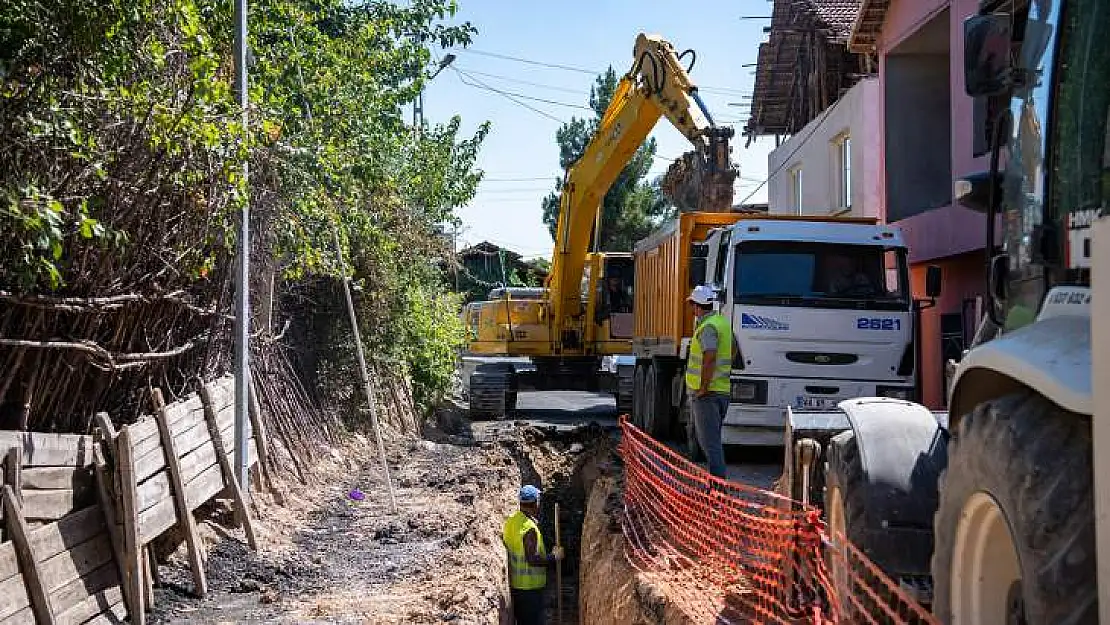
[832, 131, 851, 212]
[788, 165, 803, 215]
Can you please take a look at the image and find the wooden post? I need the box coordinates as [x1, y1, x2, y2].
[4, 446, 22, 500]
[116, 427, 145, 624]
[94, 442, 137, 620]
[3, 485, 56, 624]
[152, 389, 208, 597]
[199, 384, 258, 549]
[555, 502, 563, 625]
[247, 377, 275, 494]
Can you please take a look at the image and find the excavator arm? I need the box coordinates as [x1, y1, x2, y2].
[547, 33, 738, 349]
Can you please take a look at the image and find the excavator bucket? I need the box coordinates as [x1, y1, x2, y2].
[661, 127, 739, 213]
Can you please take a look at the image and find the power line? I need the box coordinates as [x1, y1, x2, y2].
[453, 68, 592, 111]
[449, 66, 568, 124]
[481, 176, 559, 182]
[737, 96, 846, 205]
[457, 47, 752, 97]
[454, 66, 589, 95]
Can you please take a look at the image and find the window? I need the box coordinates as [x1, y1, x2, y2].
[732, 241, 910, 311]
[833, 133, 851, 210]
[788, 166, 803, 214]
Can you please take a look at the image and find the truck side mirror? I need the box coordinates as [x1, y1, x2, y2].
[926, 265, 942, 299]
[963, 14, 1011, 97]
[955, 170, 1002, 213]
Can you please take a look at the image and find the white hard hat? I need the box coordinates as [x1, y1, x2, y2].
[687, 285, 716, 306]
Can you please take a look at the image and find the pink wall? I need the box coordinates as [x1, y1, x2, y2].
[876, 0, 993, 264]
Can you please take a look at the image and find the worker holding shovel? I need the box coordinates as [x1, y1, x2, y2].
[503, 485, 564, 625]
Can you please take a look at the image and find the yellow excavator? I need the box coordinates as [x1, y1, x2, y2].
[463, 33, 738, 419]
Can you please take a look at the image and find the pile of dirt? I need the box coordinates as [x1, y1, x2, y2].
[578, 476, 694, 625]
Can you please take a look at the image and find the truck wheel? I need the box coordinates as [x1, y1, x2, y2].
[683, 397, 704, 462]
[632, 365, 646, 428]
[931, 392, 1096, 624]
[825, 430, 865, 615]
[643, 365, 670, 440]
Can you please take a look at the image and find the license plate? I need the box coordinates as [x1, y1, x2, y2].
[795, 395, 836, 409]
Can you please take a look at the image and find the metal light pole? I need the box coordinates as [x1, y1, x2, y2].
[413, 53, 456, 133]
[233, 0, 251, 492]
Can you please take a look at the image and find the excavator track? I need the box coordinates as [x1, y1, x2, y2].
[468, 364, 517, 420]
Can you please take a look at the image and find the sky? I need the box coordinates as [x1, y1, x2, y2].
[420, 0, 778, 259]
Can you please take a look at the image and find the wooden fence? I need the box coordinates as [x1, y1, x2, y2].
[0, 375, 269, 625]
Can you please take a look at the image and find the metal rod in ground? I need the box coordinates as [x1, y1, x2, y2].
[554, 502, 563, 624]
[332, 225, 397, 514]
[232, 0, 251, 493]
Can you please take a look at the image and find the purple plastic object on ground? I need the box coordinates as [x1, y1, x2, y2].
[349, 488, 365, 501]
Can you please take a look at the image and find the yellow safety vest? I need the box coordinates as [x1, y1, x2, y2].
[685, 312, 733, 393]
[503, 510, 547, 590]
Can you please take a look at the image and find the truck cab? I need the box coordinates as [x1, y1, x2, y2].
[699, 219, 922, 446]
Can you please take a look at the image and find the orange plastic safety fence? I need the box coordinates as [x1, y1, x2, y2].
[618, 416, 939, 625]
[824, 533, 940, 625]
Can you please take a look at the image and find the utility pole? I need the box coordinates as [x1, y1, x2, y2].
[413, 53, 457, 135]
[232, 0, 251, 492]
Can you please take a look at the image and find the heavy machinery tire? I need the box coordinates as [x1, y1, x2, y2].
[468, 363, 514, 420]
[616, 368, 634, 417]
[931, 392, 1096, 624]
[643, 366, 658, 437]
[632, 364, 646, 428]
[645, 364, 673, 441]
[825, 430, 866, 615]
[683, 396, 704, 462]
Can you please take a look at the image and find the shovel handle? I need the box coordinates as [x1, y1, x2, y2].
[554, 502, 563, 624]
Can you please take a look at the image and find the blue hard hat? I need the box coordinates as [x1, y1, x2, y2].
[519, 485, 541, 503]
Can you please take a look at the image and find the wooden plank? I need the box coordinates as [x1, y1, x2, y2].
[37, 534, 113, 595]
[184, 463, 224, 511]
[54, 585, 124, 625]
[69, 597, 127, 625]
[136, 499, 175, 545]
[0, 572, 31, 621]
[114, 428, 144, 624]
[0, 606, 34, 625]
[153, 388, 207, 597]
[0, 542, 19, 582]
[21, 467, 93, 492]
[2, 486, 56, 624]
[215, 405, 234, 436]
[127, 420, 161, 462]
[172, 418, 214, 458]
[48, 560, 117, 615]
[22, 489, 94, 523]
[178, 440, 218, 486]
[93, 447, 134, 622]
[0, 433, 93, 468]
[135, 471, 171, 514]
[165, 395, 204, 433]
[200, 383, 257, 549]
[27, 505, 103, 562]
[132, 445, 167, 485]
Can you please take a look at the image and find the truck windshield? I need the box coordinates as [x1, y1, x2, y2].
[732, 241, 910, 310]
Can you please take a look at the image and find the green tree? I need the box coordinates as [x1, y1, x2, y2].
[540, 67, 673, 252]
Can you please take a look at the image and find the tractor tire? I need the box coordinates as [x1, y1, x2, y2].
[931, 392, 1097, 624]
[825, 430, 866, 616]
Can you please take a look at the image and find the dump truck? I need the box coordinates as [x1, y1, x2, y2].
[776, 1, 1109, 620]
[629, 210, 937, 452]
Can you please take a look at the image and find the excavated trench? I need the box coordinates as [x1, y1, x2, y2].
[498, 423, 695, 625]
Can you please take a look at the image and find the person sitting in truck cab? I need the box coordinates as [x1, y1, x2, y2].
[824, 254, 878, 297]
[596, 275, 631, 324]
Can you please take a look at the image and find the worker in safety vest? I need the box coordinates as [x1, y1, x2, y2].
[503, 484, 564, 625]
[685, 285, 732, 479]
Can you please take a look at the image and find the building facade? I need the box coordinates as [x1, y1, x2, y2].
[766, 77, 883, 219]
[851, 0, 991, 409]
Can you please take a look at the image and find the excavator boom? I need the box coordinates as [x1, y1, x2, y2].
[547, 33, 739, 348]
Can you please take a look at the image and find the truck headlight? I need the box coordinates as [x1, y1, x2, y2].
[876, 385, 914, 400]
[730, 379, 767, 404]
